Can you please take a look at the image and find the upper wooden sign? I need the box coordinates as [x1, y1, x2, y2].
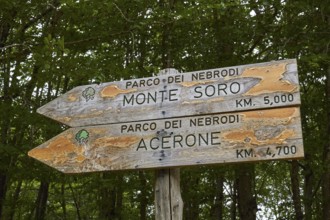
[37, 59, 300, 127]
[28, 107, 304, 173]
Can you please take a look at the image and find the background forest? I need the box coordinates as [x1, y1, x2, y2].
[0, 0, 329, 219]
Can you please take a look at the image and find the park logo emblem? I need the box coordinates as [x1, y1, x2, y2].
[82, 87, 95, 101]
[75, 129, 89, 145]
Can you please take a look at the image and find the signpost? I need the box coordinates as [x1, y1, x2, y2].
[28, 59, 304, 220]
[37, 59, 300, 127]
[29, 107, 303, 173]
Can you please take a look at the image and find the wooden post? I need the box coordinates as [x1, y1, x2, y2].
[155, 168, 183, 220]
[155, 68, 183, 220]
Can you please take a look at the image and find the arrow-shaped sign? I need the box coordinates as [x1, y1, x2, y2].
[29, 107, 304, 173]
[37, 59, 300, 127]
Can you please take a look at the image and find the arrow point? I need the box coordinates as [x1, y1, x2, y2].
[36, 106, 44, 115]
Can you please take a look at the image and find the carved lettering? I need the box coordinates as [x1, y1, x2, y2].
[136, 132, 221, 151]
[123, 89, 179, 106]
[193, 82, 241, 99]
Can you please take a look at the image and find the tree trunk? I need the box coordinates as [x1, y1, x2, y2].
[34, 181, 49, 220]
[211, 172, 224, 220]
[290, 161, 303, 220]
[0, 54, 11, 220]
[116, 174, 123, 220]
[99, 174, 124, 220]
[68, 183, 82, 220]
[323, 64, 330, 220]
[236, 164, 257, 220]
[139, 171, 148, 220]
[0, 174, 8, 219]
[60, 183, 67, 220]
[160, 0, 176, 69]
[230, 179, 237, 220]
[99, 184, 116, 219]
[303, 162, 314, 220]
[182, 174, 199, 220]
[8, 181, 22, 220]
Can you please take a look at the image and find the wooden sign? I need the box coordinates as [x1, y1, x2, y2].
[37, 59, 300, 127]
[28, 107, 304, 173]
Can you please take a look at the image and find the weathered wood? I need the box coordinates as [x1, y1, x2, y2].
[28, 107, 304, 173]
[155, 168, 183, 220]
[37, 59, 301, 127]
[154, 69, 183, 220]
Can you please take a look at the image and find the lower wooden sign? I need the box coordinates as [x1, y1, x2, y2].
[28, 107, 304, 173]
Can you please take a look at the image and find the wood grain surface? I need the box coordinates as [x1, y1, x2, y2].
[37, 59, 300, 127]
[29, 107, 304, 173]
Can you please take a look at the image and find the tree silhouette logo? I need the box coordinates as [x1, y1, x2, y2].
[75, 129, 89, 145]
[82, 87, 95, 101]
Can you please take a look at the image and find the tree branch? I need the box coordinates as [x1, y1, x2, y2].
[112, 2, 133, 23]
[21, 0, 60, 33]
